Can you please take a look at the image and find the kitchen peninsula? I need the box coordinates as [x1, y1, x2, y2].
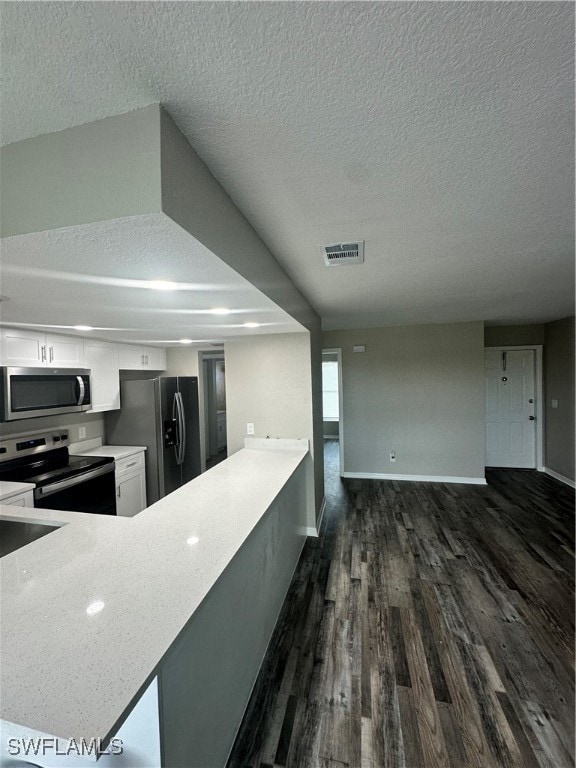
[0, 439, 309, 768]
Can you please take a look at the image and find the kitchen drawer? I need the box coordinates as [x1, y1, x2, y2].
[116, 452, 145, 476]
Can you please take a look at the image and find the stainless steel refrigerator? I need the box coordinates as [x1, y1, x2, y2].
[105, 377, 201, 506]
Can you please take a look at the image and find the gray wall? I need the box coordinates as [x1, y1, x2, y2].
[225, 332, 321, 527]
[309, 327, 325, 521]
[0, 105, 161, 237]
[0, 411, 105, 446]
[485, 324, 545, 346]
[215, 361, 226, 411]
[544, 317, 575, 481]
[323, 421, 340, 438]
[322, 322, 486, 480]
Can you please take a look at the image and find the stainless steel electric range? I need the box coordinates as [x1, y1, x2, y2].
[0, 431, 116, 515]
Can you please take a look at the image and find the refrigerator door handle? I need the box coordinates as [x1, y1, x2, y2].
[176, 392, 186, 466]
[172, 394, 182, 465]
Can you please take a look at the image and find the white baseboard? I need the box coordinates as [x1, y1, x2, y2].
[543, 467, 576, 489]
[342, 472, 487, 485]
[303, 497, 326, 538]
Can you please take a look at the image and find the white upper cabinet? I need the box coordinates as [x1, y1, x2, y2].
[45, 334, 85, 367]
[118, 344, 166, 371]
[117, 344, 143, 370]
[84, 340, 120, 412]
[0, 328, 85, 368]
[0, 328, 45, 366]
[145, 346, 166, 370]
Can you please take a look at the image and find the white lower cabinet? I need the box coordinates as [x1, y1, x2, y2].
[115, 451, 147, 517]
[117, 471, 147, 517]
[2, 490, 34, 507]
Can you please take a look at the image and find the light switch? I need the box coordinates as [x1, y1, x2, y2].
[551, 399, 559, 409]
[353, 345, 366, 353]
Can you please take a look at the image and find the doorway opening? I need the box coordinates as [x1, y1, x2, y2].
[201, 351, 227, 470]
[322, 348, 344, 476]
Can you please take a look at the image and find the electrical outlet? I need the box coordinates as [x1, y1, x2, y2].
[78, 427, 87, 440]
[246, 422, 255, 435]
[390, 451, 396, 463]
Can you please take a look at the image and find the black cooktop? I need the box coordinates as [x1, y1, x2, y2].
[0, 447, 114, 489]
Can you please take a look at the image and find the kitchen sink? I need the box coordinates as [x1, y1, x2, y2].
[0, 519, 61, 558]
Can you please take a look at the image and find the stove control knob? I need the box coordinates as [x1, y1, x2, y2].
[53, 435, 61, 442]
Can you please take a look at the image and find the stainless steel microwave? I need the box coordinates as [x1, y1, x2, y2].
[0, 367, 92, 422]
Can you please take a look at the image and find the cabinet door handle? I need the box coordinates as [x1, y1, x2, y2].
[126, 461, 137, 468]
[49, 346, 54, 363]
[117, 486, 121, 499]
[145, 355, 149, 365]
[41, 345, 46, 363]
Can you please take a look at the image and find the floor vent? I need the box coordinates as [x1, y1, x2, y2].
[322, 241, 364, 266]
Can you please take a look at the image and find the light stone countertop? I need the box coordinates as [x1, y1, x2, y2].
[0, 443, 308, 745]
[70, 445, 147, 461]
[0, 481, 35, 501]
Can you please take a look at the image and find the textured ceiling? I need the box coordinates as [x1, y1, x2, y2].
[1, 1, 574, 330]
[0, 215, 303, 344]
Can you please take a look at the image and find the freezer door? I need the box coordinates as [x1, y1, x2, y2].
[159, 377, 182, 496]
[177, 377, 202, 485]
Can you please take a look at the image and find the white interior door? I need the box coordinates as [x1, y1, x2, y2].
[485, 349, 536, 468]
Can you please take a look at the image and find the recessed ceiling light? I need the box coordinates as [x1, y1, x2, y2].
[244, 322, 260, 328]
[145, 280, 178, 291]
[187, 536, 200, 546]
[180, 338, 193, 344]
[86, 600, 105, 615]
[210, 307, 231, 315]
[74, 325, 93, 331]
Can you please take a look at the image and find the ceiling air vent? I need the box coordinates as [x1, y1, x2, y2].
[322, 241, 364, 267]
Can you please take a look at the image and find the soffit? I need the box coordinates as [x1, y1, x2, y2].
[1, 2, 573, 328]
[0, 214, 304, 344]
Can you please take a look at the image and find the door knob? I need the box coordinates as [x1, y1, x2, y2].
[529, 416, 535, 421]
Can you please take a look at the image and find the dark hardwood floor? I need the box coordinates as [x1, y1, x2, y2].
[228, 441, 575, 768]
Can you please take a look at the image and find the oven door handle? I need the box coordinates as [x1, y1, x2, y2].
[76, 376, 86, 406]
[34, 464, 114, 498]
